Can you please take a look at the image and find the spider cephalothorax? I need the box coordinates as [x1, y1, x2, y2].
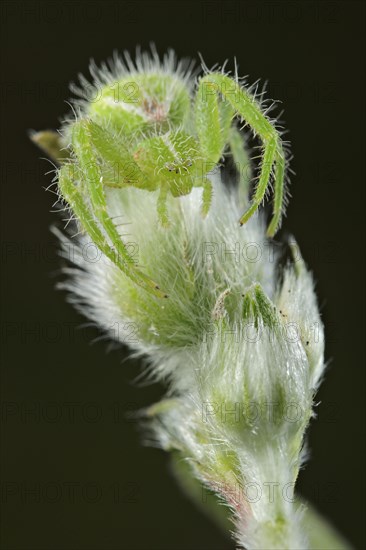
[36, 49, 289, 297]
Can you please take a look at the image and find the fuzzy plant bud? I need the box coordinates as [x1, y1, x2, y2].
[33, 49, 350, 550]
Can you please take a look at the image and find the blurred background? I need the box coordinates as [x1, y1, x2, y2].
[1, 1, 365, 548]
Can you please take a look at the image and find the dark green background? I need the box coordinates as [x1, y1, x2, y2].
[1, 1, 365, 549]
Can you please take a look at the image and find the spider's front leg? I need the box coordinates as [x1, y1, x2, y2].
[59, 120, 167, 297]
[192, 89, 233, 217]
[85, 120, 150, 191]
[195, 74, 286, 237]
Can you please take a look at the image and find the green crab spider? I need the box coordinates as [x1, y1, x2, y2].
[40, 54, 287, 297]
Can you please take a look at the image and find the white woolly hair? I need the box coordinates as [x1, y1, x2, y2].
[55, 170, 323, 385]
[55, 173, 324, 548]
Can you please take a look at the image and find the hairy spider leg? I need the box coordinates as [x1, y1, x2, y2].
[195, 79, 232, 165]
[196, 74, 285, 236]
[266, 142, 285, 237]
[85, 120, 151, 190]
[64, 119, 167, 297]
[193, 82, 234, 217]
[59, 165, 123, 265]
